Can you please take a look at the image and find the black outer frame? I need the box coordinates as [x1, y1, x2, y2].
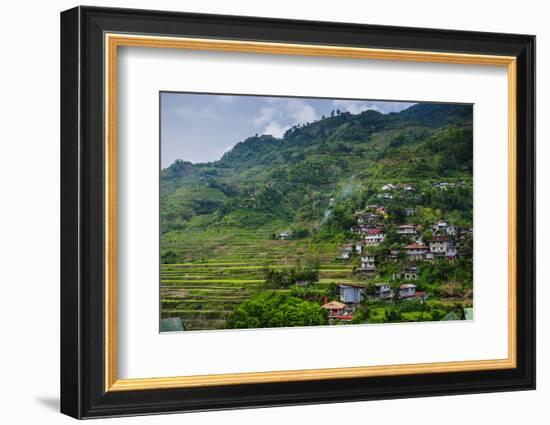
[60, 5, 536, 419]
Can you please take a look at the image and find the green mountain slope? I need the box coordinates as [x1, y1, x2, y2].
[161, 103, 472, 241]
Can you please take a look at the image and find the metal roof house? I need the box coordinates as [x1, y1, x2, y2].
[338, 284, 364, 304]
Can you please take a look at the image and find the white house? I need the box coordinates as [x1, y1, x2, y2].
[279, 231, 290, 240]
[360, 253, 376, 268]
[364, 228, 386, 246]
[405, 243, 428, 260]
[358, 254, 376, 275]
[381, 183, 396, 191]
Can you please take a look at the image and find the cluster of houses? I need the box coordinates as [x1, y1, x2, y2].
[275, 181, 472, 323]
[323, 182, 473, 322]
[341, 188, 472, 266]
[345, 212, 470, 265]
[321, 281, 427, 323]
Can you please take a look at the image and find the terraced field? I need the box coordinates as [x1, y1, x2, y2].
[161, 227, 362, 330]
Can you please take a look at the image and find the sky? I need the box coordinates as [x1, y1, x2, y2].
[160, 93, 415, 168]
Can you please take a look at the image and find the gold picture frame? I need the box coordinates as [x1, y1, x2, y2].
[104, 33, 517, 392]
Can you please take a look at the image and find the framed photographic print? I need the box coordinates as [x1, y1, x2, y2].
[60, 6, 536, 419]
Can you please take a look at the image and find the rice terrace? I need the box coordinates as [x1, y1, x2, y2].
[160, 93, 474, 331]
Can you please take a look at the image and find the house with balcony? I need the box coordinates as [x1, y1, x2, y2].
[399, 284, 417, 298]
[357, 253, 376, 275]
[396, 224, 419, 236]
[364, 228, 386, 246]
[404, 243, 429, 260]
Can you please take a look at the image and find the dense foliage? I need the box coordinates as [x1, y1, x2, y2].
[160, 103, 473, 237]
[226, 292, 329, 329]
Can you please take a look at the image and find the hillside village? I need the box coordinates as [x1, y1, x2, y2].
[277, 180, 473, 324]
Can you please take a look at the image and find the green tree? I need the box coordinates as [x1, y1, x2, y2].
[226, 292, 329, 329]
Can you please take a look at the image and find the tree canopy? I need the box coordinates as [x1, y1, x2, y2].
[226, 292, 329, 329]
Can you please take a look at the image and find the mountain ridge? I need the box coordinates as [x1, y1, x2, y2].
[160, 102, 473, 240]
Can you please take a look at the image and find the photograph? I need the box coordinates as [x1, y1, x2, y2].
[159, 93, 474, 331]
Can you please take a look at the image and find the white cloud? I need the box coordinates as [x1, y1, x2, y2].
[253, 106, 276, 126]
[332, 100, 415, 115]
[286, 99, 318, 123]
[252, 98, 319, 138]
[262, 121, 288, 138]
[332, 100, 379, 114]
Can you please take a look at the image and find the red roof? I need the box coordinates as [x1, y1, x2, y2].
[334, 315, 354, 320]
[430, 236, 449, 242]
[366, 228, 384, 235]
